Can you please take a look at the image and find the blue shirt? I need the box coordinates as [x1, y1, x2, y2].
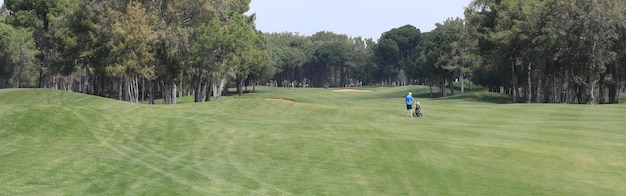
[406, 95, 413, 105]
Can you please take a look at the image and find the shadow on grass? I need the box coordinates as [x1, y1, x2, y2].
[440, 93, 513, 104]
[234, 86, 514, 105]
[407, 85, 513, 104]
[362, 85, 513, 104]
[368, 86, 437, 100]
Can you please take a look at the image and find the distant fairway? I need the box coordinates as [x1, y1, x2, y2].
[1, 87, 625, 195]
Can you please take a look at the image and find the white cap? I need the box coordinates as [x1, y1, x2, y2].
[408, 92, 412, 95]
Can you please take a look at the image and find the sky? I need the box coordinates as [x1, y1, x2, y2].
[249, 0, 472, 40]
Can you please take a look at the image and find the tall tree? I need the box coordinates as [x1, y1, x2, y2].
[264, 32, 310, 87]
[467, 0, 545, 102]
[5, 0, 72, 88]
[375, 25, 421, 85]
[430, 18, 480, 96]
[192, 11, 258, 101]
[467, 0, 625, 104]
[150, 0, 216, 104]
[552, 0, 621, 104]
[105, 1, 157, 103]
[233, 15, 265, 96]
[0, 22, 39, 88]
[248, 31, 276, 92]
[52, 0, 99, 93]
[416, 31, 442, 96]
[311, 41, 349, 87]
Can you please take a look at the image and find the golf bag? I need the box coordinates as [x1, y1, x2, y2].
[414, 105, 423, 117]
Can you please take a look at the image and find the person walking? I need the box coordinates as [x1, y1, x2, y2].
[405, 92, 414, 117]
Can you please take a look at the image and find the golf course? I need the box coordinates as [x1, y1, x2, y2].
[0, 86, 625, 195]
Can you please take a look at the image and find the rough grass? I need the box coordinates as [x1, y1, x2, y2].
[0, 87, 625, 195]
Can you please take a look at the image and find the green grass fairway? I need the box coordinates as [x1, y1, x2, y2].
[1, 87, 625, 195]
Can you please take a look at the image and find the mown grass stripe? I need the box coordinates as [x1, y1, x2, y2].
[0, 87, 625, 195]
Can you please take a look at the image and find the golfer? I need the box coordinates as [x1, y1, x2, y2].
[406, 92, 414, 117]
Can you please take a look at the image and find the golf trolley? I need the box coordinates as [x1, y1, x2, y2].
[413, 104, 423, 117]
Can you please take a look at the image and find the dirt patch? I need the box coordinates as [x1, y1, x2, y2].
[263, 98, 296, 103]
[332, 89, 374, 93]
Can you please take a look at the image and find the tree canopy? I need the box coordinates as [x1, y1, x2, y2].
[1, 0, 624, 104]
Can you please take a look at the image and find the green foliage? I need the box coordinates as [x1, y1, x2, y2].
[52, 1, 98, 75]
[0, 23, 39, 88]
[466, 0, 626, 104]
[375, 25, 421, 84]
[5, 0, 60, 28]
[313, 42, 348, 67]
[272, 46, 307, 70]
[265, 31, 376, 87]
[248, 46, 277, 84]
[191, 20, 222, 70]
[264, 32, 311, 85]
[423, 17, 482, 96]
[0, 0, 269, 103]
[107, 1, 156, 79]
[3, 8, 41, 28]
[101, 1, 159, 102]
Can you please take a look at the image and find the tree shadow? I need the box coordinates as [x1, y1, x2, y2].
[407, 85, 513, 104]
[441, 93, 513, 104]
[373, 89, 512, 104]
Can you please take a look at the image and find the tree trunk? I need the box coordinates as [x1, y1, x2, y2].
[141, 75, 145, 103]
[429, 80, 433, 97]
[178, 80, 183, 98]
[460, 71, 465, 94]
[237, 78, 244, 96]
[162, 80, 177, 104]
[548, 77, 562, 103]
[131, 74, 140, 103]
[568, 74, 577, 104]
[162, 80, 171, 104]
[245, 79, 249, 92]
[527, 62, 532, 103]
[215, 69, 229, 101]
[617, 81, 623, 104]
[536, 61, 546, 103]
[511, 60, 519, 103]
[118, 76, 123, 101]
[38, 65, 45, 88]
[149, 80, 155, 105]
[449, 76, 454, 96]
[83, 65, 90, 94]
[253, 79, 257, 92]
[194, 72, 204, 102]
[172, 83, 177, 104]
[211, 80, 218, 100]
[554, 76, 561, 103]
[608, 68, 622, 104]
[441, 76, 447, 97]
[127, 74, 133, 102]
[205, 79, 212, 102]
[600, 82, 607, 104]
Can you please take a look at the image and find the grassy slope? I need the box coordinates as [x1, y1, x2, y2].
[0, 87, 625, 195]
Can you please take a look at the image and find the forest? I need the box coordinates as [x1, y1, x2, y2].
[1, 0, 625, 104]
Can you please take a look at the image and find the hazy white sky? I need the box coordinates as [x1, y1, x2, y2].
[249, 0, 471, 40]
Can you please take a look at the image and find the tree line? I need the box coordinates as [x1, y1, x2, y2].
[465, 0, 626, 104]
[1, 0, 625, 104]
[1, 0, 266, 104]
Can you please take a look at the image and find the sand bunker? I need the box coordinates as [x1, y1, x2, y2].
[332, 89, 374, 92]
[263, 98, 296, 103]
